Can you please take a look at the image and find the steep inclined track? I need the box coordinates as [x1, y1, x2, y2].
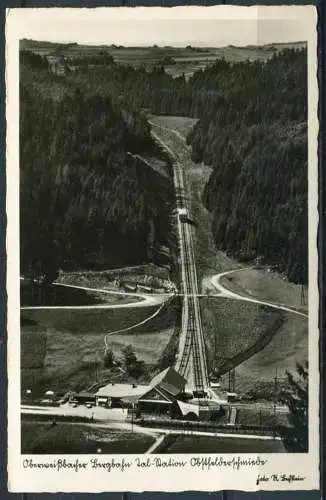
[149, 119, 308, 396]
[151, 123, 209, 392]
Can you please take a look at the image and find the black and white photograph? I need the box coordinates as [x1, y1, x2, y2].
[6, 6, 319, 493]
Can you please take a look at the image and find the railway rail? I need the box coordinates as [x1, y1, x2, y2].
[151, 124, 209, 394]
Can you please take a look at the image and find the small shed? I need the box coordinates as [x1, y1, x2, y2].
[74, 392, 96, 405]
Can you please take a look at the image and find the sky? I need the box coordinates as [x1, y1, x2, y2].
[8, 6, 314, 48]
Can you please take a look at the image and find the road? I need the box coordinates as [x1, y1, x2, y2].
[22, 406, 281, 441]
[211, 268, 308, 318]
[150, 122, 209, 393]
[21, 280, 169, 310]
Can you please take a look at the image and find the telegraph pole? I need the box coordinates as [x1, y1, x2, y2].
[131, 402, 134, 433]
[273, 368, 278, 439]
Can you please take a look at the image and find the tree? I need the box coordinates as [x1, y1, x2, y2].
[122, 344, 137, 367]
[280, 361, 308, 452]
[103, 347, 115, 368]
[121, 344, 145, 378]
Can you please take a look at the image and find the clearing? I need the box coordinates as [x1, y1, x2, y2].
[21, 302, 178, 395]
[200, 297, 284, 377]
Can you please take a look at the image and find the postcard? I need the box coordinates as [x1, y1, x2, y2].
[6, 5, 319, 492]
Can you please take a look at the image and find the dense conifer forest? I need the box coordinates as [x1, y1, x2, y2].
[20, 46, 307, 283]
[20, 52, 175, 280]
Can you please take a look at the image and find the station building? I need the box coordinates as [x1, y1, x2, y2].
[94, 367, 186, 416]
[136, 367, 187, 417]
[95, 383, 149, 408]
[93, 367, 228, 420]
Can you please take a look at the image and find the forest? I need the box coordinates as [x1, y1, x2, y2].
[188, 50, 308, 284]
[20, 46, 307, 284]
[20, 52, 175, 281]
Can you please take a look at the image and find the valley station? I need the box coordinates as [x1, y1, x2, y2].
[89, 367, 228, 420]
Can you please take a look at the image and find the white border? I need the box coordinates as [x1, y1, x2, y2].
[6, 6, 319, 492]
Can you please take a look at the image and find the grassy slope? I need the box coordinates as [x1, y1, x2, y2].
[234, 314, 308, 392]
[149, 115, 308, 392]
[21, 304, 177, 394]
[200, 297, 283, 375]
[21, 421, 154, 454]
[220, 268, 308, 312]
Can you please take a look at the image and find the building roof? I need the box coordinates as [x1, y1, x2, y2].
[139, 385, 175, 404]
[149, 367, 186, 396]
[96, 383, 149, 399]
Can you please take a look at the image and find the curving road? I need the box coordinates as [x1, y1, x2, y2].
[211, 268, 308, 318]
[21, 280, 170, 310]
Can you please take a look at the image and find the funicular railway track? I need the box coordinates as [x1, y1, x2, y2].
[151, 123, 209, 394]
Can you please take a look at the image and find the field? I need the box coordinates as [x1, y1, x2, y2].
[235, 409, 290, 428]
[21, 39, 307, 80]
[163, 435, 286, 453]
[21, 302, 177, 395]
[21, 421, 154, 454]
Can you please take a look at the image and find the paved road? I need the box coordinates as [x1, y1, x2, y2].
[22, 405, 280, 441]
[150, 123, 209, 393]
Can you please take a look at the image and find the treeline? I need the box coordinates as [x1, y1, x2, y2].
[21, 47, 308, 283]
[98, 48, 307, 283]
[20, 80, 174, 281]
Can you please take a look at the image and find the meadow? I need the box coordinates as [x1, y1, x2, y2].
[21, 421, 154, 454]
[200, 296, 284, 376]
[21, 302, 177, 395]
